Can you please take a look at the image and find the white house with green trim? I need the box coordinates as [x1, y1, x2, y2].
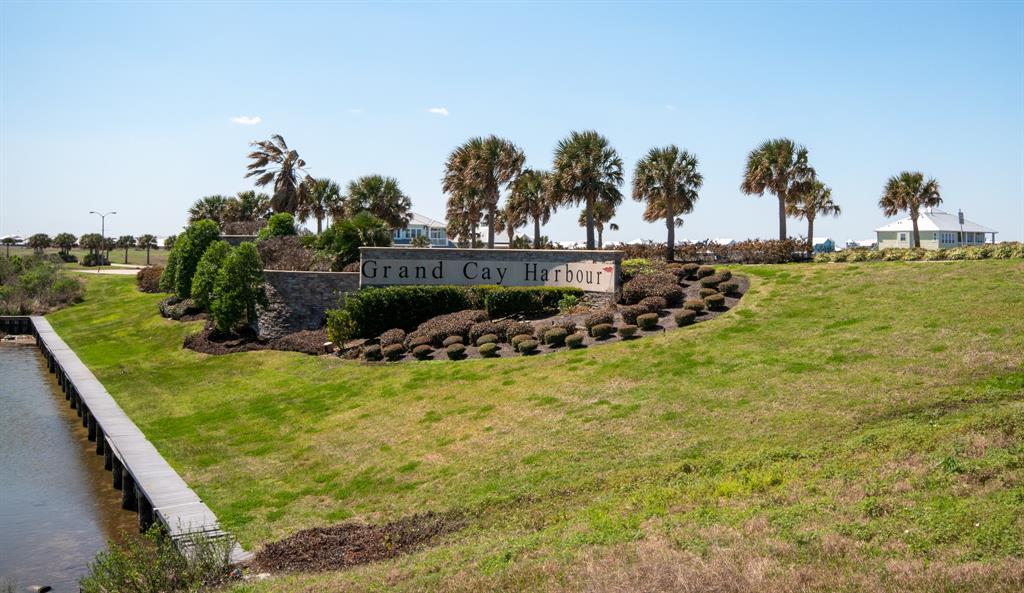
[875, 208, 997, 249]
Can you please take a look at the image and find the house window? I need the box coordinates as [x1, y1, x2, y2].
[429, 228, 444, 240]
[899, 233, 907, 242]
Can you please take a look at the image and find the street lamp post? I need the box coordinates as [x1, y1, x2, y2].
[89, 211, 116, 273]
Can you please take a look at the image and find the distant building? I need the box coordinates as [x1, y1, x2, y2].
[391, 212, 454, 247]
[843, 238, 877, 250]
[812, 237, 835, 253]
[875, 208, 997, 250]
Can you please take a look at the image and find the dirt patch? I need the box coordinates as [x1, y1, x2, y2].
[183, 325, 329, 356]
[250, 511, 463, 573]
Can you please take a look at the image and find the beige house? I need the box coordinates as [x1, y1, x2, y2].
[875, 208, 997, 249]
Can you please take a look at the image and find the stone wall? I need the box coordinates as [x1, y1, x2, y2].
[255, 270, 359, 339]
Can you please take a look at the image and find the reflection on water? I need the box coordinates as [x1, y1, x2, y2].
[0, 344, 139, 592]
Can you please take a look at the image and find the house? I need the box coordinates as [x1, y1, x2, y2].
[391, 212, 454, 247]
[812, 237, 835, 253]
[875, 208, 997, 249]
[843, 238, 877, 250]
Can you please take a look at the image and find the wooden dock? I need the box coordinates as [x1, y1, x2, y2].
[1, 315, 250, 563]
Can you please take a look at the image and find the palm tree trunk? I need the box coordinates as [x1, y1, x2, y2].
[807, 216, 814, 255]
[317, 216, 323, 235]
[585, 194, 596, 249]
[911, 215, 920, 248]
[665, 200, 675, 261]
[146, 246, 150, 266]
[124, 248, 129, 264]
[778, 195, 787, 240]
[486, 209, 496, 249]
[598, 227, 603, 249]
[533, 217, 541, 249]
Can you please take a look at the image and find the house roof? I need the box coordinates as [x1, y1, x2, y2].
[874, 208, 996, 233]
[407, 212, 446, 228]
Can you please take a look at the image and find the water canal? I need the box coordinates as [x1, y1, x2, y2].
[0, 343, 138, 591]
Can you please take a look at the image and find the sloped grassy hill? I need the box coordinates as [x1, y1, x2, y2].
[48, 261, 1024, 592]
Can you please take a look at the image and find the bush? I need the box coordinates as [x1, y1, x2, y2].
[621, 258, 655, 281]
[412, 344, 434, 360]
[636, 312, 660, 330]
[674, 309, 697, 326]
[638, 296, 667, 313]
[565, 332, 586, 348]
[257, 236, 331, 271]
[699, 274, 725, 288]
[159, 250, 178, 292]
[517, 339, 539, 355]
[407, 310, 488, 347]
[470, 320, 513, 343]
[379, 328, 406, 347]
[621, 304, 646, 325]
[544, 327, 568, 346]
[315, 211, 392, 269]
[505, 321, 535, 340]
[326, 309, 356, 344]
[136, 266, 164, 293]
[382, 344, 405, 361]
[622, 273, 683, 306]
[547, 319, 578, 333]
[335, 286, 472, 339]
[680, 263, 700, 279]
[719, 281, 739, 295]
[256, 212, 297, 240]
[718, 270, 732, 281]
[82, 251, 110, 267]
[483, 286, 583, 318]
[476, 333, 498, 346]
[362, 344, 383, 361]
[682, 299, 706, 312]
[172, 219, 221, 299]
[557, 294, 580, 313]
[511, 333, 534, 349]
[0, 255, 84, 315]
[696, 265, 715, 278]
[704, 293, 726, 310]
[442, 335, 464, 347]
[699, 287, 719, 299]
[584, 310, 615, 331]
[446, 342, 467, 359]
[210, 242, 265, 333]
[618, 325, 638, 339]
[479, 342, 499, 357]
[590, 323, 614, 339]
[190, 241, 232, 310]
[407, 334, 431, 349]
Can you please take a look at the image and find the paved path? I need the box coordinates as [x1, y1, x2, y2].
[71, 268, 140, 276]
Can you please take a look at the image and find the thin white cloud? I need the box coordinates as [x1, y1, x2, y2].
[230, 115, 262, 125]
[427, 107, 449, 117]
[347, 108, 363, 114]
[665, 104, 675, 111]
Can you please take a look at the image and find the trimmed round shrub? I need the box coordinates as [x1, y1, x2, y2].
[566, 332, 586, 348]
[476, 333, 498, 346]
[621, 304, 646, 325]
[704, 293, 726, 310]
[412, 344, 434, 360]
[584, 310, 615, 331]
[699, 274, 725, 288]
[698, 287, 719, 299]
[681, 263, 700, 279]
[379, 328, 406, 347]
[696, 265, 715, 279]
[674, 309, 697, 326]
[683, 299, 706, 312]
[407, 334, 431, 349]
[636, 313, 659, 330]
[136, 266, 164, 293]
[470, 320, 512, 343]
[410, 309, 488, 347]
[622, 273, 683, 306]
[638, 296, 667, 313]
[718, 270, 732, 281]
[720, 281, 739, 295]
[442, 335, 464, 347]
[590, 323, 614, 339]
[446, 343, 467, 360]
[511, 333, 534, 349]
[505, 321, 535, 340]
[479, 342, 499, 357]
[382, 344, 405, 361]
[618, 325, 638, 339]
[544, 327, 568, 347]
[362, 345, 383, 361]
[517, 339, 539, 355]
[547, 318, 578, 333]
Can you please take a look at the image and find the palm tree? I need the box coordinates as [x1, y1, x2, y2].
[188, 195, 233, 225]
[577, 199, 619, 249]
[137, 234, 157, 265]
[53, 233, 77, 258]
[442, 136, 525, 248]
[245, 134, 311, 214]
[741, 138, 815, 240]
[2, 237, 14, 257]
[443, 142, 485, 248]
[115, 235, 136, 264]
[879, 171, 941, 248]
[632, 146, 703, 261]
[225, 191, 271, 222]
[789, 180, 841, 254]
[298, 178, 344, 234]
[344, 175, 412, 229]
[506, 169, 555, 249]
[550, 130, 624, 249]
[28, 233, 51, 254]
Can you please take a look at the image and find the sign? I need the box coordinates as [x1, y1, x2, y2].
[359, 248, 620, 293]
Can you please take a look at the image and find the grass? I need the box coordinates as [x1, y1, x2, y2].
[46, 261, 1024, 592]
[5, 245, 169, 267]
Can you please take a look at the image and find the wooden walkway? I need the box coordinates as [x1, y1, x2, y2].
[2, 316, 250, 563]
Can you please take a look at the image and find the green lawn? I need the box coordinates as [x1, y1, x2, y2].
[6, 245, 169, 267]
[47, 261, 1024, 592]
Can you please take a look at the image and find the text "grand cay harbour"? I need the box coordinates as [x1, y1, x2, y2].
[359, 257, 618, 293]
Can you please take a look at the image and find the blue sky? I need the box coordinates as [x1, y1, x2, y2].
[2, 1, 1022, 243]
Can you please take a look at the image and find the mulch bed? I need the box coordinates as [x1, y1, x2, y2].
[183, 325, 329, 356]
[250, 511, 464, 573]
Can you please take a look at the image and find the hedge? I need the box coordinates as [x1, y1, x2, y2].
[479, 342, 499, 357]
[334, 286, 472, 339]
[482, 286, 584, 318]
[636, 313, 659, 330]
[566, 333, 586, 348]
[814, 243, 1024, 263]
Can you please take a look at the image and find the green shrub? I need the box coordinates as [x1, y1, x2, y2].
[618, 325, 638, 339]
[544, 327, 568, 346]
[681, 263, 700, 279]
[335, 286, 471, 339]
[407, 334, 431, 349]
[407, 310, 488, 347]
[159, 250, 178, 292]
[590, 323, 614, 339]
[446, 343, 467, 360]
[443, 335, 464, 347]
[638, 296, 667, 313]
[636, 312, 659, 330]
[505, 321, 535, 339]
[382, 344, 405, 361]
[362, 344, 383, 361]
[674, 309, 697, 326]
[210, 242, 265, 333]
[326, 309, 356, 344]
[412, 344, 434, 360]
[479, 342, 499, 357]
[172, 219, 221, 299]
[476, 333, 498, 346]
[0, 255, 84, 315]
[719, 281, 739, 295]
[379, 328, 406, 347]
[718, 269, 732, 281]
[683, 299, 706, 312]
[257, 212, 297, 240]
[511, 333, 534, 349]
[622, 273, 683, 306]
[483, 286, 584, 318]
[698, 287, 718, 299]
[699, 274, 725, 288]
[517, 339, 539, 354]
[621, 258, 655, 280]
[704, 293, 726, 310]
[190, 240, 231, 310]
[621, 304, 646, 325]
[584, 310, 615, 331]
[470, 320, 513, 343]
[566, 332, 586, 348]
[135, 266, 164, 293]
[557, 294, 580, 313]
[696, 265, 715, 278]
[315, 211, 392, 269]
